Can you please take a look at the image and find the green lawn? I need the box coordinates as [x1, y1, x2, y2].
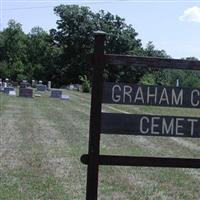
[0, 90, 200, 200]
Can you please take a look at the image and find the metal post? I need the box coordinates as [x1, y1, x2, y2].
[86, 31, 106, 200]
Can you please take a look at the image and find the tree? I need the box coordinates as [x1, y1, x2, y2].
[140, 56, 200, 87]
[50, 5, 143, 84]
[0, 20, 27, 80]
[26, 27, 60, 84]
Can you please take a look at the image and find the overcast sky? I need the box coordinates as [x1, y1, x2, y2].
[1, 0, 200, 59]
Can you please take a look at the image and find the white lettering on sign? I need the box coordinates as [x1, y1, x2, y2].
[162, 118, 174, 135]
[191, 89, 200, 107]
[134, 87, 144, 104]
[159, 88, 169, 105]
[123, 85, 132, 103]
[138, 116, 199, 137]
[172, 89, 183, 105]
[140, 116, 149, 134]
[112, 85, 121, 102]
[187, 119, 198, 136]
[175, 118, 184, 136]
[147, 87, 157, 104]
[109, 84, 200, 108]
[151, 117, 160, 135]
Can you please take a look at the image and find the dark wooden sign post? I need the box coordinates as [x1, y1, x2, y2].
[81, 31, 200, 200]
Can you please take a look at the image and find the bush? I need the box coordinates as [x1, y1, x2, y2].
[16, 74, 28, 83]
[79, 75, 90, 93]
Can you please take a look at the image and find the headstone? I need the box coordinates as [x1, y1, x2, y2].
[4, 87, 15, 94]
[35, 94, 41, 97]
[32, 80, 37, 88]
[36, 84, 47, 92]
[20, 81, 29, 88]
[3, 82, 7, 88]
[176, 79, 179, 87]
[39, 80, 43, 84]
[61, 95, 70, 100]
[6, 78, 12, 87]
[19, 88, 33, 97]
[48, 81, 51, 90]
[9, 91, 16, 96]
[50, 90, 62, 98]
[0, 80, 3, 92]
[74, 84, 81, 91]
[69, 84, 74, 90]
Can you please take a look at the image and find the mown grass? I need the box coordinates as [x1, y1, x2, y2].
[0, 168, 69, 200]
[0, 90, 200, 200]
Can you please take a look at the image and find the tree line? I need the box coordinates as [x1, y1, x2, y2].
[0, 5, 199, 88]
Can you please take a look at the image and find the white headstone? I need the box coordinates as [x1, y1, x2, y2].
[35, 94, 42, 97]
[3, 82, 7, 88]
[69, 84, 74, 90]
[176, 79, 179, 87]
[61, 95, 70, 100]
[8, 91, 16, 96]
[48, 81, 51, 89]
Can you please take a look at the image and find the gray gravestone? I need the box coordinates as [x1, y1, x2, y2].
[36, 84, 47, 92]
[50, 90, 62, 98]
[19, 88, 33, 97]
[74, 84, 81, 91]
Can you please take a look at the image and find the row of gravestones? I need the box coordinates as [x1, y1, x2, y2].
[2, 87, 69, 100]
[0, 79, 51, 91]
[21, 80, 51, 91]
[19, 87, 66, 99]
[19, 81, 69, 100]
[0, 79, 69, 100]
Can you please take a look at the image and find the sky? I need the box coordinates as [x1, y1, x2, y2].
[0, 0, 200, 59]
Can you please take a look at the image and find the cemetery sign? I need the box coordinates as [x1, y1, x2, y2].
[81, 32, 200, 200]
[103, 82, 200, 108]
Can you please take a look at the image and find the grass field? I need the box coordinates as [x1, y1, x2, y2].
[0, 89, 200, 200]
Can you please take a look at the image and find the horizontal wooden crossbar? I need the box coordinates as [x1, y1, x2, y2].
[81, 154, 200, 168]
[101, 113, 200, 138]
[105, 54, 200, 70]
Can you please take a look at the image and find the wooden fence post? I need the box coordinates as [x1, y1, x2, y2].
[86, 31, 106, 200]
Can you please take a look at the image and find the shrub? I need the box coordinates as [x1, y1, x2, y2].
[79, 75, 90, 93]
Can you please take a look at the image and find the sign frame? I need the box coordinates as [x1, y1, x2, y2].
[81, 31, 200, 200]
